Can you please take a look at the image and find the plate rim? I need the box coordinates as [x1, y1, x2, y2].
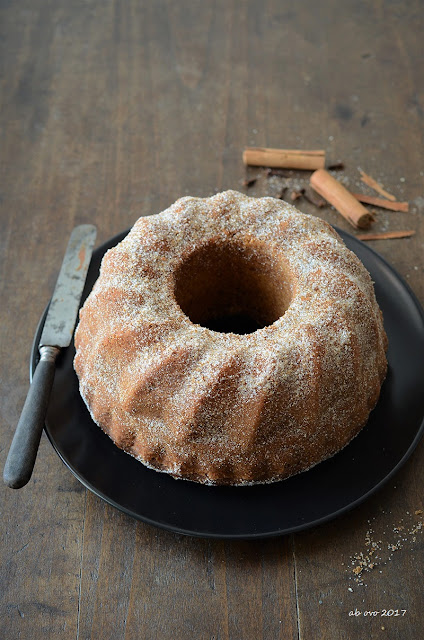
[31, 226, 424, 539]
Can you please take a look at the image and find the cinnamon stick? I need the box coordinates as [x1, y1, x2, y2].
[351, 193, 409, 212]
[242, 177, 257, 188]
[357, 230, 415, 241]
[243, 147, 325, 170]
[290, 189, 304, 201]
[358, 169, 396, 201]
[310, 169, 373, 229]
[303, 186, 326, 208]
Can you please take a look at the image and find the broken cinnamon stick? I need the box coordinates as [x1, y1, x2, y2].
[243, 147, 325, 170]
[242, 177, 257, 188]
[303, 186, 326, 208]
[310, 169, 373, 229]
[352, 193, 409, 212]
[358, 169, 396, 201]
[290, 189, 304, 201]
[357, 230, 415, 241]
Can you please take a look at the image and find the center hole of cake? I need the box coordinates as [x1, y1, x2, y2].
[174, 240, 292, 335]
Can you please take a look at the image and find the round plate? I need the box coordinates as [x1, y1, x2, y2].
[31, 228, 424, 539]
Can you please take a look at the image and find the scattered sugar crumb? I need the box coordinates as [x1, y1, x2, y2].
[347, 511, 423, 587]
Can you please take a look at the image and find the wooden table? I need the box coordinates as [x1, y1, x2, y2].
[1, 2, 423, 639]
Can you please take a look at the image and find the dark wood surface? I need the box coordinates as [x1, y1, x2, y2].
[1, 2, 423, 639]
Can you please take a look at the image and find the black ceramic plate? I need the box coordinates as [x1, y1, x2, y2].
[31, 228, 424, 539]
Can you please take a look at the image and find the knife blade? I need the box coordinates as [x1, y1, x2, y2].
[3, 224, 97, 489]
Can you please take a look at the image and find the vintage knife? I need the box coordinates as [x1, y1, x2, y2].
[3, 224, 97, 489]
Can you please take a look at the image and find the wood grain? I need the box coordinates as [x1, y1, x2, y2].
[1, 1, 423, 639]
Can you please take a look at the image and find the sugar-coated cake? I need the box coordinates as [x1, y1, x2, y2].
[74, 190, 388, 485]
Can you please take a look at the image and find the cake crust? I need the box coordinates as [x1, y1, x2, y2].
[74, 191, 388, 485]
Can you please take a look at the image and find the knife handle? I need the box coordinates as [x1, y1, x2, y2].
[3, 346, 60, 489]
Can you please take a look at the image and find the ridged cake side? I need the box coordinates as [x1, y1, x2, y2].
[74, 190, 388, 485]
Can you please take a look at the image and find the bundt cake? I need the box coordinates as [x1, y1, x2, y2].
[74, 190, 388, 485]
